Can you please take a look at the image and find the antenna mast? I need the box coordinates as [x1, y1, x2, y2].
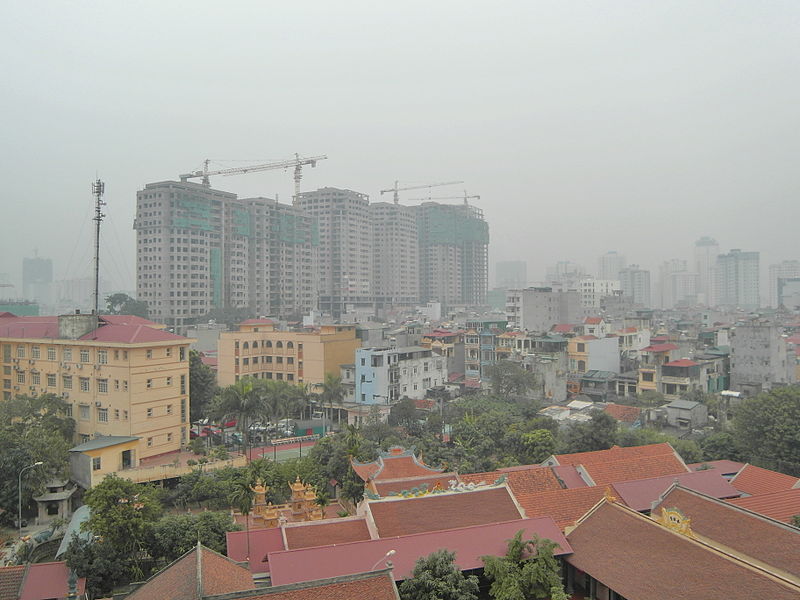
[91, 179, 106, 315]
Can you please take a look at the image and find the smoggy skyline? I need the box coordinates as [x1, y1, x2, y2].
[1, 2, 798, 296]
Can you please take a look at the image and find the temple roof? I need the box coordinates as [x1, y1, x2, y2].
[350, 446, 444, 482]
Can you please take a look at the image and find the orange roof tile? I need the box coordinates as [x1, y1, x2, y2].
[583, 453, 689, 485]
[728, 488, 800, 524]
[730, 464, 800, 496]
[553, 443, 679, 467]
[368, 487, 523, 537]
[373, 473, 457, 497]
[284, 518, 372, 550]
[460, 465, 564, 495]
[351, 447, 444, 482]
[0, 565, 25, 600]
[236, 571, 398, 600]
[516, 486, 608, 530]
[603, 403, 642, 423]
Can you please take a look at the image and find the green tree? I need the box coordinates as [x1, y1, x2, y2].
[210, 377, 263, 459]
[399, 549, 480, 600]
[560, 410, 618, 454]
[520, 429, 557, 464]
[486, 361, 538, 398]
[190, 350, 217, 423]
[105, 293, 148, 318]
[733, 386, 800, 475]
[389, 398, 422, 435]
[792, 515, 800, 528]
[65, 535, 133, 600]
[229, 479, 255, 561]
[481, 531, 568, 600]
[700, 431, 744, 462]
[147, 512, 239, 561]
[317, 373, 346, 430]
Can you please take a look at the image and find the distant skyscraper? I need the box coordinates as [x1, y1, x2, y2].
[658, 259, 698, 309]
[693, 237, 719, 306]
[597, 251, 626, 281]
[619, 265, 651, 308]
[414, 202, 489, 307]
[495, 261, 527, 289]
[768, 260, 800, 307]
[546, 261, 586, 287]
[22, 254, 53, 305]
[297, 187, 373, 316]
[370, 201, 419, 306]
[714, 249, 760, 310]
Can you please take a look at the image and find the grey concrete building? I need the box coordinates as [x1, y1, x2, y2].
[619, 265, 651, 308]
[506, 287, 581, 332]
[714, 249, 760, 310]
[694, 236, 719, 306]
[730, 321, 796, 395]
[597, 251, 626, 281]
[370, 202, 419, 306]
[768, 260, 800, 307]
[496, 260, 527, 289]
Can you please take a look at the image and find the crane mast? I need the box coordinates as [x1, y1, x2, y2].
[380, 180, 464, 204]
[179, 154, 328, 204]
[409, 191, 481, 206]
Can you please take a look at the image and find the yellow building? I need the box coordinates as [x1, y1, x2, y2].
[217, 319, 360, 387]
[0, 312, 192, 461]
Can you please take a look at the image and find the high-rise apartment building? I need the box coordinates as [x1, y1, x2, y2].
[578, 278, 620, 313]
[597, 251, 626, 281]
[619, 265, 651, 308]
[369, 202, 419, 306]
[657, 259, 698, 309]
[297, 188, 373, 316]
[22, 254, 53, 306]
[546, 261, 586, 287]
[495, 261, 527, 289]
[768, 260, 800, 307]
[414, 202, 489, 307]
[506, 287, 581, 331]
[135, 181, 316, 332]
[694, 237, 719, 306]
[714, 249, 759, 310]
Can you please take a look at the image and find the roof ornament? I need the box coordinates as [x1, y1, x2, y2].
[603, 487, 617, 504]
[656, 506, 695, 538]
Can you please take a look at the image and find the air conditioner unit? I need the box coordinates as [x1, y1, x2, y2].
[76, 364, 82, 370]
[93, 364, 100, 370]
[29, 386, 36, 391]
[13, 386, 19, 390]
[94, 401, 102, 407]
[28, 359, 34, 365]
[62, 392, 69, 399]
[12, 358, 19, 364]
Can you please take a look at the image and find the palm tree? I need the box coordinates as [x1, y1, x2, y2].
[210, 377, 262, 461]
[294, 383, 315, 420]
[317, 373, 346, 433]
[229, 479, 255, 562]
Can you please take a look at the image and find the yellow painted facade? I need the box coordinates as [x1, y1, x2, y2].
[217, 322, 360, 388]
[1, 320, 192, 461]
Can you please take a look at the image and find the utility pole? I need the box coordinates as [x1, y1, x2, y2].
[91, 179, 106, 315]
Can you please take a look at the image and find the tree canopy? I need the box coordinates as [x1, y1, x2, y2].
[105, 293, 148, 318]
[486, 361, 538, 398]
[398, 549, 480, 600]
[189, 350, 217, 423]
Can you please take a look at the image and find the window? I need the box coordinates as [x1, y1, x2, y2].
[64, 404, 72, 417]
[114, 379, 119, 390]
[92, 457, 102, 471]
[166, 347, 172, 357]
[180, 347, 186, 361]
[166, 376, 172, 386]
[146, 350, 153, 359]
[114, 350, 119, 360]
[167, 432, 173, 442]
[63, 375, 72, 390]
[287, 342, 294, 349]
[98, 379, 108, 393]
[147, 408, 153, 417]
[123, 410, 128, 420]
[287, 357, 294, 365]
[146, 379, 152, 388]
[642, 372, 654, 382]
[47, 373, 56, 387]
[98, 350, 108, 364]
[180, 375, 186, 394]
[166, 404, 173, 415]
[80, 377, 90, 392]
[79, 404, 90, 420]
[577, 343, 585, 353]
[114, 408, 120, 420]
[31, 346, 40, 359]
[98, 408, 108, 422]
[16, 345, 25, 358]
[63, 347, 72, 361]
[276, 356, 283, 364]
[123, 380, 128, 392]
[123, 351, 128, 360]
[31, 372, 40, 385]
[147, 437, 153, 447]
[80, 349, 90, 363]
[47, 347, 56, 361]
[16, 371, 25, 384]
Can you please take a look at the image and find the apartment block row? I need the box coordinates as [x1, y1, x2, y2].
[136, 182, 489, 331]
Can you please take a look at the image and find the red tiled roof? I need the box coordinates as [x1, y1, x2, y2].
[284, 518, 372, 550]
[566, 500, 800, 600]
[552, 465, 589, 488]
[460, 465, 564, 495]
[785, 334, 800, 344]
[368, 487, 523, 537]
[0, 565, 25, 600]
[688, 460, 744, 476]
[584, 317, 603, 324]
[727, 488, 800, 524]
[603, 403, 642, 423]
[575, 334, 597, 341]
[80, 323, 187, 344]
[730, 464, 800, 496]
[620, 326, 638, 333]
[126, 544, 255, 599]
[663, 359, 699, 367]
[610, 470, 741, 511]
[641, 343, 678, 352]
[227, 527, 286, 574]
[0, 313, 187, 344]
[553, 443, 680, 467]
[583, 453, 689, 485]
[19, 562, 86, 600]
[516, 486, 607, 530]
[413, 398, 435, 410]
[238, 572, 399, 600]
[652, 486, 800, 579]
[373, 473, 457, 497]
[551, 324, 575, 333]
[268, 518, 570, 586]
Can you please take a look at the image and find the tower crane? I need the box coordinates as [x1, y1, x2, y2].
[409, 191, 481, 206]
[179, 154, 328, 204]
[379, 180, 463, 204]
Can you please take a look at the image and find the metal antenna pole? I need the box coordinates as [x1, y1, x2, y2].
[91, 179, 106, 315]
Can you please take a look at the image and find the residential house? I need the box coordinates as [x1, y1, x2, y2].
[354, 346, 447, 404]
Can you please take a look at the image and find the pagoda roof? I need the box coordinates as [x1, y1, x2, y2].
[350, 446, 444, 482]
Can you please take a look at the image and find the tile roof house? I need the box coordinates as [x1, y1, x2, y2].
[228, 570, 400, 600]
[727, 487, 800, 524]
[603, 402, 642, 424]
[729, 463, 800, 496]
[0, 562, 86, 600]
[125, 543, 255, 600]
[564, 495, 800, 600]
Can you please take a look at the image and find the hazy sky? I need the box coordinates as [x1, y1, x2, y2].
[1, 1, 798, 294]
